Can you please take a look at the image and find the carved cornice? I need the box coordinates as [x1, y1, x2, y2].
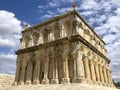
[69, 34, 110, 63]
[16, 34, 110, 63]
[16, 37, 68, 55]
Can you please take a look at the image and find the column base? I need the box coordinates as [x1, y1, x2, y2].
[12, 82, 17, 86]
[51, 79, 59, 84]
[72, 77, 85, 83]
[18, 81, 24, 85]
[94, 81, 101, 85]
[61, 78, 70, 84]
[85, 79, 92, 84]
[41, 78, 49, 84]
[91, 80, 96, 85]
[25, 80, 32, 85]
[33, 80, 39, 84]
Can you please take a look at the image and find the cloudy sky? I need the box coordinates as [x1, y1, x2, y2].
[0, 0, 120, 81]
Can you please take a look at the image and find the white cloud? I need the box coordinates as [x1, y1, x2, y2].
[0, 10, 22, 74]
[38, 5, 44, 9]
[0, 53, 16, 74]
[48, 2, 59, 7]
[57, 7, 71, 13]
[80, 0, 101, 11]
[0, 10, 22, 48]
[80, 11, 96, 16]
[103, 34, 116, 44]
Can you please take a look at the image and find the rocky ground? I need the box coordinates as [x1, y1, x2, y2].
[0, 84, 119, 90]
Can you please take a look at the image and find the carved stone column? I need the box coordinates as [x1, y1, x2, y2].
[94, 62, 100, 83]
[99, 64, 104, 83]
[89, 61, 96, 83]
[61, 42, 70, 83]
[14, 63, 21, 85]
[108, 70, 113, 86]
[19, 62, 27, 85]
[33, 61, 41, 84]
[83, 56, 91, 81]
[72, 56, 77, 82]
[51, 59, 59, 84]
[103, 66, 108, 84]
[61, 56, 70, 83]
[106, 68, 110, 84]
[41, 59, 49, 84]
[26, 62, 33, 85]
[72, 50, 84, 83]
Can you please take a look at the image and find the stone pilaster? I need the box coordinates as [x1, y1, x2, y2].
[94, 62, 100, 83]
[108, 70, 114, 87]
[33, 61, 41, 84]
[72, 56, 77, 82]
[99, 64, 104, 83]
[19, 62, 27, 85]
[89, 61, 96, 83]
[14, 63, 21, 85]
[106, 68, 111, 85]
[41, 60, 49, 84]
[61, 42, 70, 84]
[71, 43, 85, 83]
[83, 56, 91, 82]
[61, 56, 70, 83]
[51, 59, 59, 84]
[25, 62, 33, 85]
[72, 50, 84, 83]
[103, 66, 108, 84]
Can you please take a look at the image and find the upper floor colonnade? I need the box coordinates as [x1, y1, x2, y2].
[20, 19, 107, 56]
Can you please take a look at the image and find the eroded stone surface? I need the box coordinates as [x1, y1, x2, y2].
[0, 74, 14, 88]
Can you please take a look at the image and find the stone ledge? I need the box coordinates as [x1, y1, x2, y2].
[0, 84, 118, 90]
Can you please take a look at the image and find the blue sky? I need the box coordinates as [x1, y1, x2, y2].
[0, 0, 120, 81]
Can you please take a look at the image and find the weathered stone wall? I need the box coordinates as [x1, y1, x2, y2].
[0, 74, 14, 88]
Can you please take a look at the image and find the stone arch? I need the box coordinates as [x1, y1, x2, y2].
[42, 28, 48, 42]
[64, 20, 72, 38]
[47, 26, 54, 41]
[32, 32, 40, 46]
[25, 52, 36, 84]
[47, 50, 54, 83]
[24, 35, 31, 47]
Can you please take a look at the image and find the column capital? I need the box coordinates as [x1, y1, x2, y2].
[83, 56, 89, 61]
[22, 61, 27, 67]
[89, 60, 94, 66]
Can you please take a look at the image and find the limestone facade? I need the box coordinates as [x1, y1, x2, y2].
[14, 9, 114, 87]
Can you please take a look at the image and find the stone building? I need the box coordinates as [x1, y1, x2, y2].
[14, 5, 114, 87]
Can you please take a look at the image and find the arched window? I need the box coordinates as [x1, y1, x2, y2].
[43, 29, 48, 43]
[64, 20, 72, 37]
[32, 32, 39, 46]
[47, 26, 54, 41]
[25, 35, 31, 47]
